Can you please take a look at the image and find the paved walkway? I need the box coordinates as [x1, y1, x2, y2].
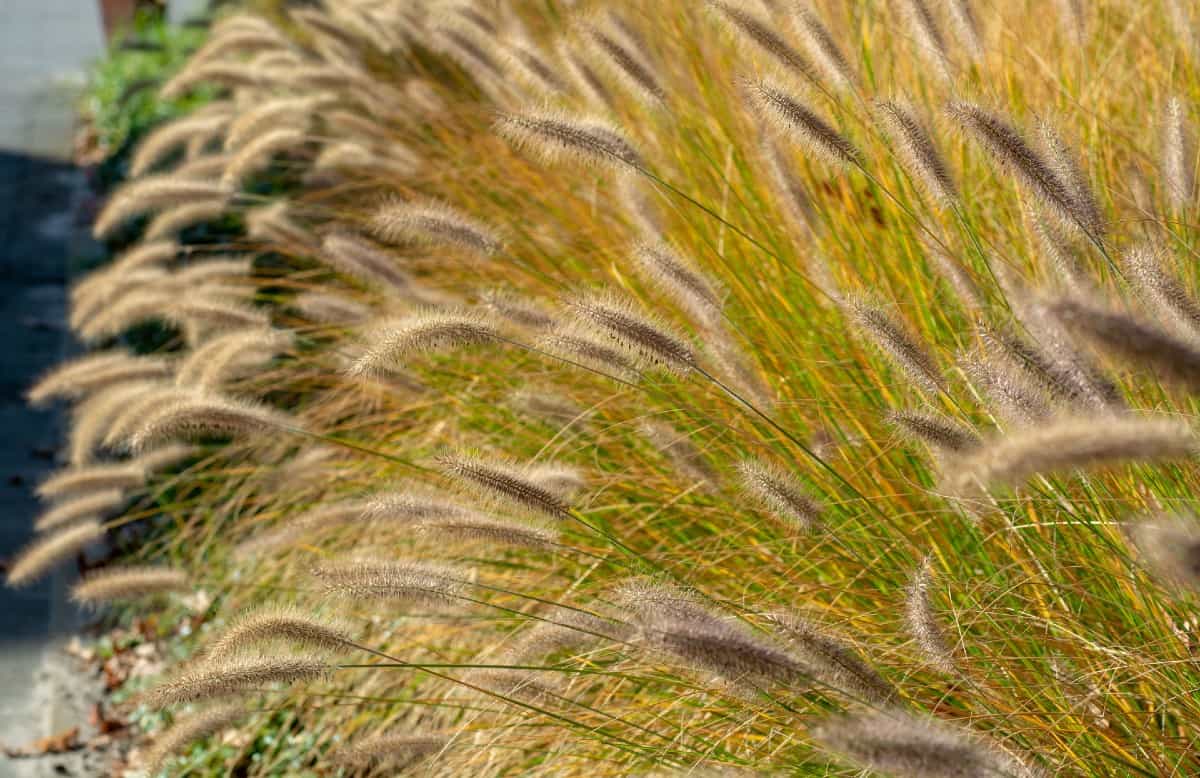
[0, 2, 105, 776]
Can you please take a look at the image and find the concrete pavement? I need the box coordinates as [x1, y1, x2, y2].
[0, 1, 105, 775]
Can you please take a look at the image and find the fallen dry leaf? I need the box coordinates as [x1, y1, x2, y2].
[3, 726, 81, 758]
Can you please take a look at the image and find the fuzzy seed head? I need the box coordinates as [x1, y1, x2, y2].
[905, 559, 957, 674]
[875, 99, 958, 205]
[1047, 295, 1200, 392]
[495, 110, 642, 169]
[129, 394, 292, 451]
[539, 326, 642, 381]
[1126, 515, 1200, 593]
[791, 7, 856, 91]
[203, 606, 353, 659]
[140, 704, 247, 774]
[349, 311, 500, 376]
[321, 231, 413, 292]
[35, 488, 127, 533]
[949, 415, 1196, 494]
[747, 79, 861, 169]
[1162, 97, 1196, 211]
[332, 733, 446, 771]
[583, 24, 667, 105]
[709, 1, 817, 84]
[37, 463, 146, 501]
[765, 612, 897, 702]
[437, 453, 573, 519]
[144, 655, 330, 708]
[7, 520, 104, 587]
[368, 199, 502, 257]
[887, 409, 980, 453]
[568, 292, 697, 374]
[737, 459, 822, 530]
[948, 102, 1096, 239]
[71, 565, 190, 604]
[895, 0, 953, 82]
[631, 239, 725, 328]
[848, 300, 945, 394]
[312, 560, 469, 605]
[813, 711, 1044, 778]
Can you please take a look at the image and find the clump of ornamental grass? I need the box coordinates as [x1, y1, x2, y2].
[38, 4, 1200, 777]
[70, 565, 190, 605]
